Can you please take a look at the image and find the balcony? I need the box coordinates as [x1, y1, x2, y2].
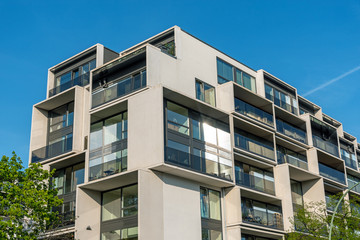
[235, 170, 275, 195]
[165, 146, 232, 181]
[273, 96, 298, 115]
[89, 140, 128, 181]
[234, 98, 273, 127]
[92, 70, 146, 108]
[341, 149, 357, 170]
[313, 135, 339, 157]
[348, 177, 360, 194]
[242, 198, 283, 230]
[31, 137, 73, 163]
[277, 150, 308, 170]
[234, 133, 275, 161]
[318, 163, 346, 185]
[276, 119, 307, 144]
[49, 72, 90, 97]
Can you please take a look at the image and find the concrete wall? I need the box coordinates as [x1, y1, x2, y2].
[75, 188, 101, 240]
[274, 164, 293, 231]
[28, 106, 48, 162]
[127, 86, 164, 170]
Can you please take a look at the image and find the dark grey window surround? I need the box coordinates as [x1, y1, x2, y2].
[164, 100, 232, 181]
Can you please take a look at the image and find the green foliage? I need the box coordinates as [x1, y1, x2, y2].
[0, 152, 63, 240]
[287, 194, 360, 240]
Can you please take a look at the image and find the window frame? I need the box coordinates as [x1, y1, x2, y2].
[195, 79, 216, 107]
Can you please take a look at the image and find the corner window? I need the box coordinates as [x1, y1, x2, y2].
[196, 80, 215, 106]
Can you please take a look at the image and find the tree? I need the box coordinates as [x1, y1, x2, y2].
[0, 152, 63, 240]
[287, 194, 360, 240]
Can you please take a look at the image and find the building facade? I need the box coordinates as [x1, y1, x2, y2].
[29, 26, 360, 240]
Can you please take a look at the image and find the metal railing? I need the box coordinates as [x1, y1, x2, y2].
[234, 133, 275, 160]
[49, 72, 90, 97]
[318, 163, 346, 185]
[92, 70, 146, 108]
[313, 135, 339, 157]
[235, 98, 273, 126]
[235, 171, 275, 195]
[276, 119, 307, 144]
[277, 151, 308, 170]
[165, 147, 232, 181]
[31, 137, 73, 163]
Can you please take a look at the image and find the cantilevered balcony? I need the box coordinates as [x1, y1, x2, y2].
[313, 135, 339, 157]
[340, 147, 357, 170]
[31, 136, 73, 163]
[318, 163, 345, 185]
[235, 167, 275, 195]
[165, 146, 232, 181]
[234, 131, 275, 161]
[49, 72, 90, 97]
[276, 119, 307, 144]
[311, 116, 339, 157]
[234, 98, 273, 127]
[348, 175, 360, 194]
[92, 70, 146, 108]
[242, 198, 283, 230]
[277, 146, 308, 170]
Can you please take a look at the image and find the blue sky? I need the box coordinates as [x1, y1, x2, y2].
[0, 0, 359, 166]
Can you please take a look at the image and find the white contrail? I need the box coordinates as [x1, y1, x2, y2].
[302, 65, 360, 97]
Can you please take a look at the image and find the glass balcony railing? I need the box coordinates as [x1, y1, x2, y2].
[273, 96, 298, 115]
[318, 163, 346, 185]
[277, 151, 308, 170]
[89, 157, 127, 181]
[276, 119, 307, 144]
[341, 149, 357, 170]
[31, 136, 73, 163]
[348, 178, 360, 194]
[242, 200, 283, 230]
[312, 135, 339, 157]
[49, 72, 90, 97]
[165, 146, 232, 181]
[234, 133, 275, 160]
[235, 171, 275, 195]
[234, 98, 274, 127]
[92, 70, 146, 108]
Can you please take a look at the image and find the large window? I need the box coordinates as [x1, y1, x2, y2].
[52, 163, 84, 227]
[196, 79, 215, 106]
[265, 83, 298, 115]
[53, 163, 85, 195]
[235, 162, 275, 195]
[217, 58, 256, 92]
[291, 180, 303, 211]
[55, 59, 96, 87]
[49, 102, 74, 133]
[242, 198, 283, 229]
[101, 185, 138, 240]
[50, 59, 96, 97]
[89, 112, 128, 181]
[200, 187, 222, 240]
[165, 101, 232, 180]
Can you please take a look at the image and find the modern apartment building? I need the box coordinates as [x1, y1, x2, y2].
[29, 26, 360, 240]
